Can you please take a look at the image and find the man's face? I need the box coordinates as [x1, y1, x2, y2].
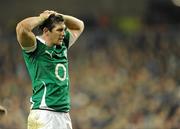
[48, 22, 66, 45]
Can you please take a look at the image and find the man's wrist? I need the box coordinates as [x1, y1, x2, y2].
[39, 16, 46, 22]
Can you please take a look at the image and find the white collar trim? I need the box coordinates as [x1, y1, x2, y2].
[36, 36, 46, 44]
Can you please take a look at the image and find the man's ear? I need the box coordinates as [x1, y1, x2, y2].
[43, 27, 49, 33]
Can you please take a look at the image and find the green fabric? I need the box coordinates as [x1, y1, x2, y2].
[23, 31, 71, 112]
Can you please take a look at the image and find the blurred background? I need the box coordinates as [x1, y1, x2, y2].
[0, 0, 180, 129]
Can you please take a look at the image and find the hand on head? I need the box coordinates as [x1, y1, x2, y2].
[39, 10, 58, 20]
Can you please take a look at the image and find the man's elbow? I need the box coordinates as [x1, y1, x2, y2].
[16, 21, 31, 34]
[16, 22, 21, 34]
[79, 20, 85, 33]
[16, 22, 25, 35]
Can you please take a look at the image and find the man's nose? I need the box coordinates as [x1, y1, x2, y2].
[61, 31, 65, 36]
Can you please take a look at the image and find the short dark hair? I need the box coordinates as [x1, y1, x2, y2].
[39, 14, 64, 32]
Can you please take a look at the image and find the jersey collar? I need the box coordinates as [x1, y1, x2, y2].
[36, 36, 46, 45]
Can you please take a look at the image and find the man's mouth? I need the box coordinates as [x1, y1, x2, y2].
[59, 37, 64, 41]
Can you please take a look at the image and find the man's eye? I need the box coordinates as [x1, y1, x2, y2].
[57, 29, 63, 32]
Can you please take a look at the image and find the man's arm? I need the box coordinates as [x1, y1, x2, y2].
[16, 10, 55, 50]
[62, 14, 84, 47]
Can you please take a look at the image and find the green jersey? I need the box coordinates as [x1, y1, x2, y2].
[23, 31, 71, 112]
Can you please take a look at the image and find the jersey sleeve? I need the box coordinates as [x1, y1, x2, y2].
[22, 41, 37, 53]
[22, 38, 44, 57]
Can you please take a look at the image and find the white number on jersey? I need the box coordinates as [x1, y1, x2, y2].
[55, 63, 66, 81]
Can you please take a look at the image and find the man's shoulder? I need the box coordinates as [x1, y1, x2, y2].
[22, 38, 45, 57]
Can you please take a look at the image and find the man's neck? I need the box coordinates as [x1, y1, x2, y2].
[41, 35, 53, 47]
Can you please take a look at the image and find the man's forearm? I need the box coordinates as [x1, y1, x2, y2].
[17, 10, 57, 31]
[63, 15, 84, 32]
[17, 16, 44, 32]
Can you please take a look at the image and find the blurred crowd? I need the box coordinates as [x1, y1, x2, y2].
[0, 17, 180, 129]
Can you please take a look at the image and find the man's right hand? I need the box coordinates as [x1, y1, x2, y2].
[39, 10, 57, 21]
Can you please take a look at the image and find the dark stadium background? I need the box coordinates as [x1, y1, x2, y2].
[0, 0, 179, 129]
